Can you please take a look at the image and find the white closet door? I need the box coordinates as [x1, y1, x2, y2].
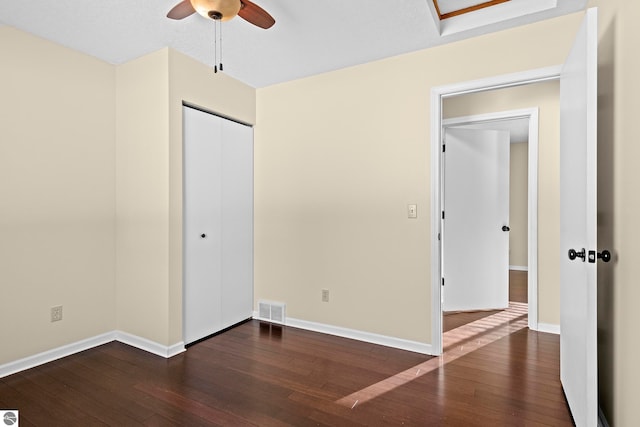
[221, 121, 254, 328]
[183, 106, 253, 345]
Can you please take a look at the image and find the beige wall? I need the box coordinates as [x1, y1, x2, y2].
[509, 143, 528, 268]
[115, 49, 171, 345]
[443, 81, 560, 323]
[0, 28, 116, 364]
[255, 15, 579, 344]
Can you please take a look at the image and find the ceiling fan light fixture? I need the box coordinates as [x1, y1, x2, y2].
[189, 0, 241, 21]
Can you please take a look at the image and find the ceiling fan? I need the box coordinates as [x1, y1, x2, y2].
[167, 0, 275, 29]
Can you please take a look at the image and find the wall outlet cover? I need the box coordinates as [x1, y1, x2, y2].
[51, 306, 63, 322]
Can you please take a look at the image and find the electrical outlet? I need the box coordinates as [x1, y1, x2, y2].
[51, 305, 63, 322]
[322, 289, 329, 303]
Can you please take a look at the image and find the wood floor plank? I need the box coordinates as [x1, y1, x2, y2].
[0, 315, 571, 426]
[0, 373, 108, 426]
[18, 365, 146, 425]
[444, 269, 528, 332]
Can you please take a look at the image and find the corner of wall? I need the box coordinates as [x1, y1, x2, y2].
[0, 26, 117, 365]
[115, 49, 171, 345]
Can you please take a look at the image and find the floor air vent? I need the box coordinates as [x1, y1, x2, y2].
[258, 300, 286, 324]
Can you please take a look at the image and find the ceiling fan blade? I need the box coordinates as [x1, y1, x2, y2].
[238, 0, 275, 29]
[167, 0, 196, 20]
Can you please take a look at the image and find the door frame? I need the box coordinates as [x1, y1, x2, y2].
[430, 66, 562, 355]
[442, 108, 538, 317]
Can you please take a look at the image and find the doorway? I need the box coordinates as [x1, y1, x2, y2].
[430, 66, 562, 355]
[441, 112, 533, 336]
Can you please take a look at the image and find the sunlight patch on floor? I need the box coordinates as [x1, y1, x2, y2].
[336, 302, 528, 409]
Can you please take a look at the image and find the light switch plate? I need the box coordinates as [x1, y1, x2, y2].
[408, 204, 417, 218]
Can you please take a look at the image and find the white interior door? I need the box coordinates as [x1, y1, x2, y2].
[183, 106, 254, 345]
[559, 8, 598, 427]
[443, 127, 510, 312]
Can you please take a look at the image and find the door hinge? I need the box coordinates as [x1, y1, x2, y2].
[441, 278, 445, 287]
[438, 232, 441, 241]
[442, 211, 445, 220]
[442, 144, 446, 153]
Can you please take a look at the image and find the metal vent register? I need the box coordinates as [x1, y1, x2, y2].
[258, 301, 286, 324]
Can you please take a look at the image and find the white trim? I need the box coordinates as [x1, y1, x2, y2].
[526, 107, 540, 331]
[0, 332, 116, 378]
[509, 265, 528, 271]
[434, 65, 562, 99]
[0, 332, 185, 379]
[442, 109, 534, 126]
[254, 313, 433, 355]
[115, 331, 186, 358]
[537, 323, 561, 335]
[430, 85, 444, 356]
[431, 65, 562, 355]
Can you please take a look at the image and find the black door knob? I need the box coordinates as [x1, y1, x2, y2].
[200, 233, 206, 239]
[568, 248, 586, 261]
[588, 249, 611, 263]
[502, 226, 510, 232]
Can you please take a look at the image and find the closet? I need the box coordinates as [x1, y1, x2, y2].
[183, 105, 253, 345]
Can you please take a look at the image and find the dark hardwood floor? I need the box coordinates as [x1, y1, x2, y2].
[444, 270, 528, 332]
[0, 293, 572, 427]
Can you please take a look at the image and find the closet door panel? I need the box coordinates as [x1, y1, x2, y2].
[183, 107, 223, 344]
[221, 120, 254, 328]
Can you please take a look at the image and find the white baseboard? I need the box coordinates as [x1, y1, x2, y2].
[0, 332, 116, 378]
[536, 322, 560, 335]
[0, 331, 185, 379]
[254, 312, 432, 355]
[509, 265, 528, 271]
[115, 331, 185, 358]
[4, 316, 434, 378]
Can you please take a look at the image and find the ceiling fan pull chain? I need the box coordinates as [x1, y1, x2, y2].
[214, 20, 218, 73]
[219, 21, 224, 72]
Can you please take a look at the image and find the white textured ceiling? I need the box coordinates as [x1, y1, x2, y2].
[0, 0, 586, 88]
